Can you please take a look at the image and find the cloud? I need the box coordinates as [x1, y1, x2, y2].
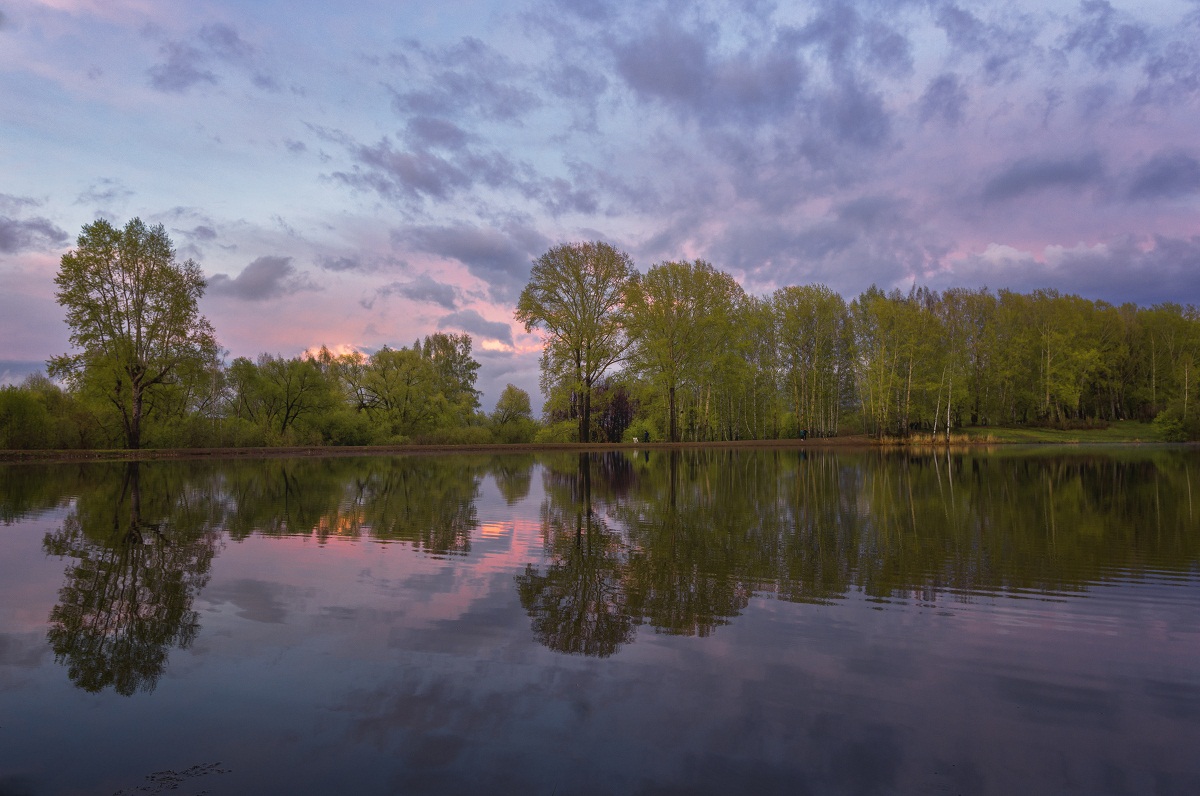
[331, 135, 520, 206]
[396, 224, 545, 302]
[936, 4, 988, 53]
[0, 215, 69, 254]
[613, 18, 806, 124]
[186, 224, 218, 241]
[437, 309, 514, 347]
[542, 63, 608, 104]
[389, 37, 540, 123]
[148, 41, 218, 93]
[147, 24, 278, 94]
[199, 23, 254, 64]
[818, 79, 891, 149]
[370, 274, 460, 311]
[615, 20, 711, 110]
[1127, 150, 1200, 200]
[406, 117, 470, 151]
[75, 178, 135, 207]
[919, 73, 967, 126]
[863, 20, 913, 78]
[938, 235, 1200, 307]
[1063, 0, 1150, 68]
[207, 256, 318, 301]
[981, 153, 1105, 202]
[1140, 38, 1200, 103]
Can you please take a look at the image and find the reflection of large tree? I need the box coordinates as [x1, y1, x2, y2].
[516, 454, 633, 657]
[620, 452, 754, 636]
[42, 462, 220, 695]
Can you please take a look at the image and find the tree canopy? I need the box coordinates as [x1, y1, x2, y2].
[516, 241, 634, 443]
[49, 218, 219, 449]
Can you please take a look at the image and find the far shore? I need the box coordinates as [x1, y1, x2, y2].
[0, 426, 1187, 464]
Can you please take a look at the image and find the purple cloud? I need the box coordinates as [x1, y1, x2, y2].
[208, 256, 318, 301]
[1127, 151, 1200, 200]
[370, 274, 460, 310]
[396, 223, 546, 302]
[437, 309, 514, 346]
[982, 154, 1105, 202]
[0, 215, 68, 254]
[148, 41, 217, 93]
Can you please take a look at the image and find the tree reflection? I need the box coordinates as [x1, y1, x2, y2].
[489, 455, 535, 505]
[42, 462, 220, 695]
[519, 447, 1200, 656]
[621, 451, 753, 636]
[219, 456, 484, 555]
[516, 453, 633, 657]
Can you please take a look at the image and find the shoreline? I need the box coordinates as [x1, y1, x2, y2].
[1, 434, 1186, 464]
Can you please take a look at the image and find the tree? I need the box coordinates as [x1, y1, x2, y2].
[421, 332, 482, 423]
[228, 354, 338, 440]
[49, 218, 219, 449]
[625, 260, 733, 442]
[363, 346, 448, 438]
[773, 284, 852, 438]
[492, 383, 533, 425]
[516, 241, 634, 442]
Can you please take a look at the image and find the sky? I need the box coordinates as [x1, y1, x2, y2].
[2, 0, 1200, 408]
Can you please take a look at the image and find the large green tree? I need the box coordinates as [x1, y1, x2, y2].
[516, 241, 634, 442]
[625, 260, 735, 442]
[49, 218, 219, 449]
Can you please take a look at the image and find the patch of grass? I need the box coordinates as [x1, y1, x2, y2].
[956, 420, 1157, 444]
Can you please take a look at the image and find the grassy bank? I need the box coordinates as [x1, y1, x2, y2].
[919, 420, 1162, 444]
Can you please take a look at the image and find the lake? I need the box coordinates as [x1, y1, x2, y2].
[1, 448, 1197, 795]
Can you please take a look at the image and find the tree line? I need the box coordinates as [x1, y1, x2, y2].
[1, 218, 536, 450]
[520, 242, 1200, 442]
[2, 223, 1198, 449]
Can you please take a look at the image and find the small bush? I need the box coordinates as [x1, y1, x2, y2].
[1152, 410, 1187, 442]
[534, 419, 578, 443]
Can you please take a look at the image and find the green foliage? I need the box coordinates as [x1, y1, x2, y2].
[491, 384, 533, 425]
[517, 241, 634, 442]
[414, 425, 497, 445]
[1152, 410, 1188, 442]
[490, 385, 539, 443]
[625, 260, 742, 442]
[493, 417, 539, 444]
[534, 419, 580, 443]
[18, 221, 1200, 451]
[0, 386, 54, 449]
[50, 218, 219, 449]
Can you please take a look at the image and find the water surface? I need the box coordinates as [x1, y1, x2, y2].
[1, 448, 1197, 795]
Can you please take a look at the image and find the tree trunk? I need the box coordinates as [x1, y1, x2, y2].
[668, 383, 678, 443]
[580, 384, 592, 443]
[129, 377, 144, 450]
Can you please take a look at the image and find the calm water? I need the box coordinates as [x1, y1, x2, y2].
[1, 448, 1197, 795]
